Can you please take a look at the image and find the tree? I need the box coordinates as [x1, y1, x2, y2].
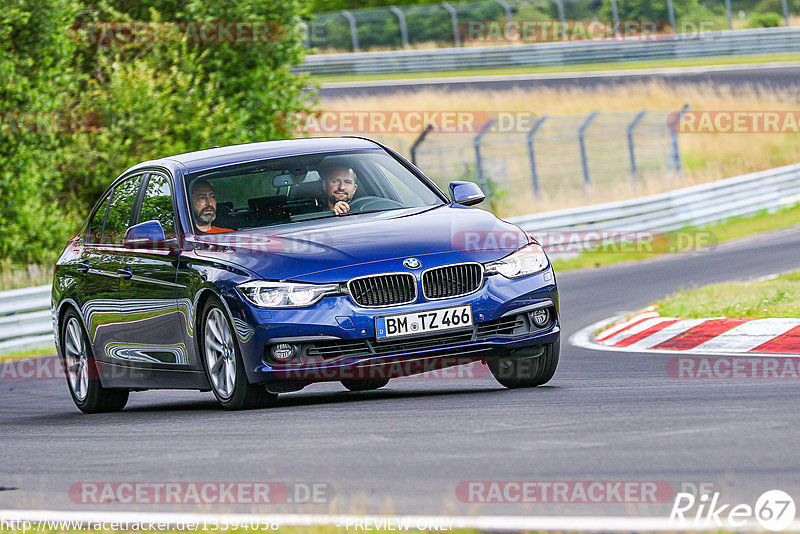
[0, 0, 314, 264]
[0, 0, 80, 263]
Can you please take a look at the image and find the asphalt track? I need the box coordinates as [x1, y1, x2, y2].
[317, 63, 800, 98]
[1, 227, 798, 519]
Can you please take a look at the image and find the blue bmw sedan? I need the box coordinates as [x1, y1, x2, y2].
[52, 137, 560, 412]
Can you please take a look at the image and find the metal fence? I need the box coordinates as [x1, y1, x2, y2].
[307, 0, 796, 52]
[509, 161, 800, 235]
[0, 285, 53, 354]
[409, 108, 684, 209]
[300, 26, 800, 74]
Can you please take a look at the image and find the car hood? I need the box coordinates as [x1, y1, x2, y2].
[192, 205, 529, 283]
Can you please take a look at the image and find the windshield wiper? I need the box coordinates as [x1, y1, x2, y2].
[335, 209, 390, 217]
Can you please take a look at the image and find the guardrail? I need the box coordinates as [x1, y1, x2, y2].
[0, 285, 53, 354]
[1, 162, 798, 354]
[508, 162, 800, 235]
[299, 27, 800, 75]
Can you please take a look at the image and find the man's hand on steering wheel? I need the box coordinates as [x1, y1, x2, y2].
[332, 200, 351, 215]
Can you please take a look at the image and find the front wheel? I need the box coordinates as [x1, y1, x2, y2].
[200, 297, 277, 410]
[341, 379, 390, 392]
[61, 310, 129, 413]
[488, 341, 559, 389]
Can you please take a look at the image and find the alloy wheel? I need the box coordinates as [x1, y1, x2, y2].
[64, 317, 89, 401]
[204, 307, 236, 399]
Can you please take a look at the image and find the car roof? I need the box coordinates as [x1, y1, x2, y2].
[130, 137, 384, 175]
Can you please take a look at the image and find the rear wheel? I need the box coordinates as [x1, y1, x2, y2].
[341, 379, 390, 392]
[489, 341, 559, 389]
[61, 310, 129, 413]
[200, 297, 277, 410]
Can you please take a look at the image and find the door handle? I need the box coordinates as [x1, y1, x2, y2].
[118, 266, 133, 280]
[77, 261, 89, 274]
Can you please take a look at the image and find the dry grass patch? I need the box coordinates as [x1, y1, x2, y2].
[319, 80, 800, 216]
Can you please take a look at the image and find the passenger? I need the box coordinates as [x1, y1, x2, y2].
[190, 180, 232, 234]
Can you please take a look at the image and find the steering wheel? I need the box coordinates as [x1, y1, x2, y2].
[347, 196, 404, 212]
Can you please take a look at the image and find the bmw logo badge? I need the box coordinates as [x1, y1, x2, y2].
[403, 258, 421, 270]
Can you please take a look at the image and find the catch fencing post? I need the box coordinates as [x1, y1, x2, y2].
[782, 0, 790, 26]
[724, 0, 733, 29]
[627, 110, 647, 182]
[340, 10, 360, 51]
[496, 0, 512, 22]
[474, 120, 494, 194]
[300, 21, 310, 49]
[667, 0, 676, 32]
[410, 124, 434, 166]
[389, 6, 410, 48]
[551, 0, 567, 40]
[668, 104, 690, 182]
[527, 115, 548, 198]
[442, 2, 461, 46]
[578, 111, 599, 190]
[609, 0, 621, 37]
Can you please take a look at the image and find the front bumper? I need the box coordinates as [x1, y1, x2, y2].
[227, 268, 559, 384]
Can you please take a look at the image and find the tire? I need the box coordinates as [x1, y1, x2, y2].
[200, 297, 277, 410]
[60, 310, 129, 414]
[341, 379, 390, 392]
[488, 340, 559, 389]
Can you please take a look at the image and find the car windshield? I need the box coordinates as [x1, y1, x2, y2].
[184, 150, 444, 233]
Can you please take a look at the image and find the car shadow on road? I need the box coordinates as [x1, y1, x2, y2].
[4, 383, 560, 422]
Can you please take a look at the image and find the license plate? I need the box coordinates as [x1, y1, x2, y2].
[375, 305, 473, 340]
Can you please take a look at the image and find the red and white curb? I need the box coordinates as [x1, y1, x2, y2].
[571, 307, 800, 356]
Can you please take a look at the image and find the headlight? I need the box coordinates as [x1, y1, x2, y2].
[237, 281, 339, 308]
[485, 243, 549, 278]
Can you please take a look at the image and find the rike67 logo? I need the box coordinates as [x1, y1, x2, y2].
[670, 490, 796, 531]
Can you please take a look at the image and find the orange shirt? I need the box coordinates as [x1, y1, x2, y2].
[201, 226, 233, 234]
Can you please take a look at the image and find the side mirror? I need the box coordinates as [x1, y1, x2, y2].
[123, 220, 166, 247]
[449, 181, 485, 206]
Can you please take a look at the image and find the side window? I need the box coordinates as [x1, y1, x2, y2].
[87, 193, 112, 244]
[139, 174, 176, 238]
[103, 174, 145, 244]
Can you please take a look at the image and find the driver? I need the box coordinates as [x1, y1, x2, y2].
[320, 162, 358, 215]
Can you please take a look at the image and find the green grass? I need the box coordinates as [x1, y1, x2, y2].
[551, 203, 800, 272]
[310, 52, 800, 84]
[656, 270, 800, 319]
[0, 345, 56, 362]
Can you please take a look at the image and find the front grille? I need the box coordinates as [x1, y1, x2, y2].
[347, 273, 416, 307]
[422, 263, 483, 300]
